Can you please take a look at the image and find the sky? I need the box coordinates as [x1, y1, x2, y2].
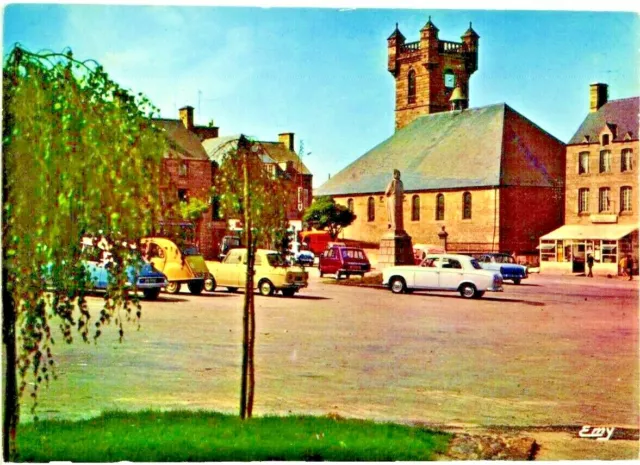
[3, 2, 639, 188]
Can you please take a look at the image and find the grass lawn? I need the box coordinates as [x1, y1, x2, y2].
[16, 410, 451, 461]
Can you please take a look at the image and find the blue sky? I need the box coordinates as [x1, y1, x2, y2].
[3, 4, 639, 187]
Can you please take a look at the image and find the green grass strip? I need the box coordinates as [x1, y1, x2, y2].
[16, 410, 451, 461]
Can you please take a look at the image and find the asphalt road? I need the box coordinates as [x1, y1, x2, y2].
[29, 271, 638, 458]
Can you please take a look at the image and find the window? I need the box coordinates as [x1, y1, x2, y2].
[411, 195, 420, 221]
[462, 192, 472, 219]
[578, 152, 589, 174]
[621, 186, 632, 213]
[599, 150, 611, 173]
[211, 195, 220, 221]
[539, 240, 557, 262]
[621, 149, 633, 172]
[367, 197, 375, 222]
[407, 70, 416, 104]
[444, 69, 456, 89]
[599, 187, 611, 212]
[179, 162, 188, 177]
[578, 188, 589, 213]
[178, 189, 188, 202]
[602, 134, 610, 146]
[347, 198, 354, 212]
[602, 240, 617, 263]
[435, 193, 445, 221]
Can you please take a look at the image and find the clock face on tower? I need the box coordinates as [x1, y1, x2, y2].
[444, 71, 456, 89]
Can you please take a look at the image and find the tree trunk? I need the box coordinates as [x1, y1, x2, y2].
[2, 270, 19, 461]
[247, 238, 256, 418]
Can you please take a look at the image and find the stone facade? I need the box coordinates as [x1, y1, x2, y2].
[388, 19, 479, 130]
[565, 140, 638, 225]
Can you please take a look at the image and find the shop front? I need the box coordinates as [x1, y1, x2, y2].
[539, 224, 638, 276]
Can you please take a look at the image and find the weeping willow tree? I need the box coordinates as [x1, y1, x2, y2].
[212, 135, 289, 418]
[2, 46, 167, 459]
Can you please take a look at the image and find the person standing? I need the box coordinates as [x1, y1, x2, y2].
[626, 254, 634, 281]
[587, 253, 594, 277]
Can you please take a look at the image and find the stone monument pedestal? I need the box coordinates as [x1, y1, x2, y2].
[378, 231, 414, 269]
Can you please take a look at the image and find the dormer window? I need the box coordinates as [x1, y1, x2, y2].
[601, 134, 610, 146]
[624, 132, 633, 141]
[582, 135, 590, 143]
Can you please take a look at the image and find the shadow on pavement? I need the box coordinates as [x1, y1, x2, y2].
[407, 292, 545, 306]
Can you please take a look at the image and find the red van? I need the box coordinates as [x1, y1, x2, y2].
[300, 231, 332, 256]
[319, 245, 371, 279]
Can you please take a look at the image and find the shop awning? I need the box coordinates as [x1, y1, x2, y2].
[540, 224, 638, 241]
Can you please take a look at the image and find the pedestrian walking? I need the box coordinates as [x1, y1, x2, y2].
[626, 254, 634, 281]
[587, 253, 594, 277]
[619, 256, 628, 277]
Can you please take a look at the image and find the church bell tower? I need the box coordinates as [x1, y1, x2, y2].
[388, 18, 479, 131]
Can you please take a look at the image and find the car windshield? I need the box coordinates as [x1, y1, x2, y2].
[341, 249, 364, 259]
[266, 253, 288, 267]
[470, 259, 483, 270]
[495, 255, 515, 264]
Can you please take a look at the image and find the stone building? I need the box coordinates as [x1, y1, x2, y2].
[203, 133, 313, 252]
[315, 19, 566, 258]
[540, 85, 638, 275]
[153, 107, 217, 258]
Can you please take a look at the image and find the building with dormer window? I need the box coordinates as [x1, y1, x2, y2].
[540, 84, 638, 275]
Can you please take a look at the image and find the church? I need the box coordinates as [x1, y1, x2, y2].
[314, 18, 566, 258]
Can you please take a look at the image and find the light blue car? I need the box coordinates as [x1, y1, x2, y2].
[477, 253, 528, 285]
[80, 237, 168, 300]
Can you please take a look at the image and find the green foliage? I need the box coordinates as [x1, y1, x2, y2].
[303, 196, 356, 240]
[178, 197, 210, 222]
[2, 46, 167, 408]
[15, 410, 452, 461]
[212, 136, 289, 247]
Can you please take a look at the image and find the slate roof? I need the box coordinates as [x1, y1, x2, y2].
[316, 103, 552, 196]
[153, 119, 209, 160]
[568, 97, 640, 145]
[202, 135, 311, 175]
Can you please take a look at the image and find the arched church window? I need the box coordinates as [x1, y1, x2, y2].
[367, 197, 375, 222]
[408, 70, 416, 104]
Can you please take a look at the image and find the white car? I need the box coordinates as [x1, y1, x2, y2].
[382, 254, 503, 299]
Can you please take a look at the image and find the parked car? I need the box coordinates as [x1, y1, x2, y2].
[382, 253, 503, 299]
[477, 253, 528, 284]
[205, 248, 308, 297]
[300, 230, 332, 255]
[140, 237, 211, 295]
[319, 245, 371, 279]
[413, 243, 445, 265]
[287, 241, 315, 267]
[219, 235, 241, 260]
[57, 237, 169, 300]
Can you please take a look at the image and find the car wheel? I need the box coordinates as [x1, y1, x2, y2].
[281, 288, 296, 297]
[204, 277, 216, 292]
[188, 281, 204, 295]
[259, 279, 274, 296]
[142, 288, 161, 300]
[473, 290, 485, 299]
[390, 277, 406, 294]
[512, 278, 521, 285]
[459, 283, 476, 299]
[165, 282, 181, 294]
[227, 287, 238, 293]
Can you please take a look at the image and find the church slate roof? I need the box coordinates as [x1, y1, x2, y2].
[316, 103, 516, 196]
[567, 97, 639, 145]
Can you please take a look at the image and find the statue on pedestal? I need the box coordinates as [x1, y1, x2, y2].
[384, 169, 404, 232]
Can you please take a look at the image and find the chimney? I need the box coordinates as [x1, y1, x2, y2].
[278, 132, 295, 152]
[589, 83, 608, 113]
[179, 106, 194, 131]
